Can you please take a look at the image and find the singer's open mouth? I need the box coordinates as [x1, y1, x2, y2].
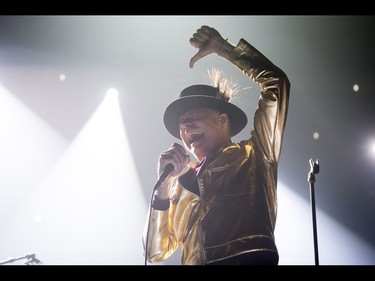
[188, 132, 204, 144]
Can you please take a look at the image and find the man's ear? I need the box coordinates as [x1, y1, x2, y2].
[218, 113, 229, 125]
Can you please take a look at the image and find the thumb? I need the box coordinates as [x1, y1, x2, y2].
[189, 54, 199, 69]
[189, 50, 210, 69]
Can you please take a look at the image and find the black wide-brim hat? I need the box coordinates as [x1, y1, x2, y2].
[163, 84, 248, 140]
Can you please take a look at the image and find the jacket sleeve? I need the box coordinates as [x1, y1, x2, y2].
[142, 178, 200, 263]
[142, 205, 179, 263]
[229, 39, 290, 164]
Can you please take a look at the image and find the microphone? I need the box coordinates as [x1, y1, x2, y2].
[154, 163, 174, 190]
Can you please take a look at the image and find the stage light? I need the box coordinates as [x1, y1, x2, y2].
[106, 88, 118, 99]
[0, 85, 147, 265]
[369, 139, 375, 157]
[276, 182, 375, 265]
[353, 84, 359, 92]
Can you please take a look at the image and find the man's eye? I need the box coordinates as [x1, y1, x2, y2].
[191, 115, 203, 121]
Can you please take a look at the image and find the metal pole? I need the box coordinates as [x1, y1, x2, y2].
[307, 158, 320, 266]
[0, 253, 42, 265]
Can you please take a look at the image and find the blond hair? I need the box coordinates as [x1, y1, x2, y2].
[207, 67, 240, 103]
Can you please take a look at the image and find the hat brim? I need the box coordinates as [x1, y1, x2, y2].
[163, 95, 248, 140]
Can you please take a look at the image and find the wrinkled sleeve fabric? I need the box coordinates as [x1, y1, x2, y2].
[143, 181, 199, 263]
[230, 38, 290, 164]
[230, 39, 290, 226]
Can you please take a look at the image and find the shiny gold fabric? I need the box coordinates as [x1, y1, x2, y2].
[143, 38, 290, 265]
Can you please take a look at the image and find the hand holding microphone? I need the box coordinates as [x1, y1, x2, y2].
[154, 163, 174, 190]
[154, 143, 190, 191]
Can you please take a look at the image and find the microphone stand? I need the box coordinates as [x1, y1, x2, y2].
[307, 158, 320, 266]
[0, 254, 42, 265]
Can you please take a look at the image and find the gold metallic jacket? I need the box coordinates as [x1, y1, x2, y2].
[143, 39, 290, 265]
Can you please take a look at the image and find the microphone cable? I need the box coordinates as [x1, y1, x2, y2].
[143, 164, 174, 266]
